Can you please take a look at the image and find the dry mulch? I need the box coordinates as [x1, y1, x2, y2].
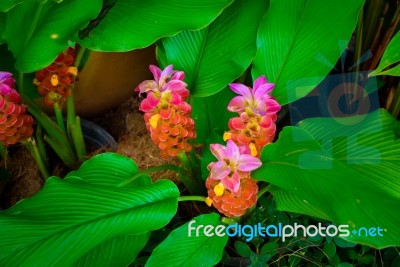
[0, 96, 180, 209]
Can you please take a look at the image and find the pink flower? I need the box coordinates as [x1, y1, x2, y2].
[208, 140, 261, 193]
[0, 72, 20, 103]
[136, 65, 188, 98]
[228, 75, 280, 116]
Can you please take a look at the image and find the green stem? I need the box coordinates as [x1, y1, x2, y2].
[118, 164, 187, 187]
[177, 152, 205, 195]
[257, 185, 270, 199]
[221, 217, 238, 225]
[35, 124, 49, 169]
[66, 46, 87, 161]
[0, 143, 7, 160]
[69, 116, 87, 161]
[19, 71, 77, 167]
[54, 102, 66, 133]
[177, 196, 206, 202]
[23, 138, 49, 180]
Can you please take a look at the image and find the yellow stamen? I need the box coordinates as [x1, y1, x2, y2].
[205, 197, 213, 207]
[67, 67, 78, 76]
[214, 182, 225, 196]
[223, 132, 232, 141]
[249, 142, 258, 157]
[50, 74, 59, 86]
[33, 78, 41, 86]
[149, 114, 161, 129]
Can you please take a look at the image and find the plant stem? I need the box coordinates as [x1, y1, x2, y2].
[35, 124, 49, 169]
[0, 143, 7, 160]
[257, 185, 270, 199]
[26, 98, 77, 167]
[23, 138, 50, 180]
[19, 72, 77, 167]
[54, 102, 66, 133]
[177, 196, 206, 202]
[177, 152, 205, 195]
[118, 164, 187, 187]
[66, 46, 87, 161]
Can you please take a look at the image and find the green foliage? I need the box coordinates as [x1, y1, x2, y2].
[369, 30, 400, 77]
[146, 213, 228, 267]
[159, 0, 267, 97]
[252, 0, 364, 105]
[78, 0, 233, 51]
[191, 87, 236, 144]
[2, 0, 102, 72]
[0, 153, 179, 266]
[73, 234, 150, 267]
[252, 109, 400, 248]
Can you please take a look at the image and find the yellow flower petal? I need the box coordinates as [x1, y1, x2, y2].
[50, 74, 59, 86]
[67, 67, 78, 76]
[205, 197, 213, 207]
[149, 114, 161, 129]
[214, 182, 225, 196]
[249, 142, 258, 157]
[223, 132, 232, 141]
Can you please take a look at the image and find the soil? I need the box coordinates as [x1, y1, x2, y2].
[0, 95, 180, 210]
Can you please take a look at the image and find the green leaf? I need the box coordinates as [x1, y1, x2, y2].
[200, 131, 224, 180]
[65, 152, 151, 187]
[0, 13, 5, 44]
[252, 0, 364, 105]
[73, 233, 150, 267]
[161, 0, 267, 97]
[370, 64, 400, 77]
[3, 0, 102, 72]
[260, 242, 278, 258]
[334, 237, 356, 248]
[0, 177, 179, 266]
[323, 241, 336, 259]
[78, 0, 233, 51]
[234, 241, 252, 257]
[146, 213, 228, 267]
[0, 0, 25, 12]
[369, 31, 400, 76]
[253, 109, 400, 248]
[191, 86, 236, 143]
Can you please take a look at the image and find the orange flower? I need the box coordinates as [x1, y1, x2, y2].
[34, 47, 78, 107]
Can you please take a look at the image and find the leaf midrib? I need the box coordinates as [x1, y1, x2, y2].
[2, 187, 176, 263]
[273, 0, 310, 86]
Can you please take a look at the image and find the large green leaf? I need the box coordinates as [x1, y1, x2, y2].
[0, 13, 5, 44]
[65, 152, 151, 187]
[146, 213, 228, 267]
[0, 177, 179, 265]
[160, 0, 267, 97]
[73, 233, 150, 267]
[191, 86, 236, 143]
[369, 30, 400, 77]
[252, 0, 364, 105]
[0, 0, 63, 12]
[78, 0, 233, 51]
[252, 109, 400, 248]
[3, 0, 101, 72]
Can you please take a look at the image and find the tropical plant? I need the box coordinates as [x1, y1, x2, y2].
[0, 0, 399, 266]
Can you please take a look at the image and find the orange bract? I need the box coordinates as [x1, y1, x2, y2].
[206, 175, 258, 218]
[34, 47, 78, 107]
